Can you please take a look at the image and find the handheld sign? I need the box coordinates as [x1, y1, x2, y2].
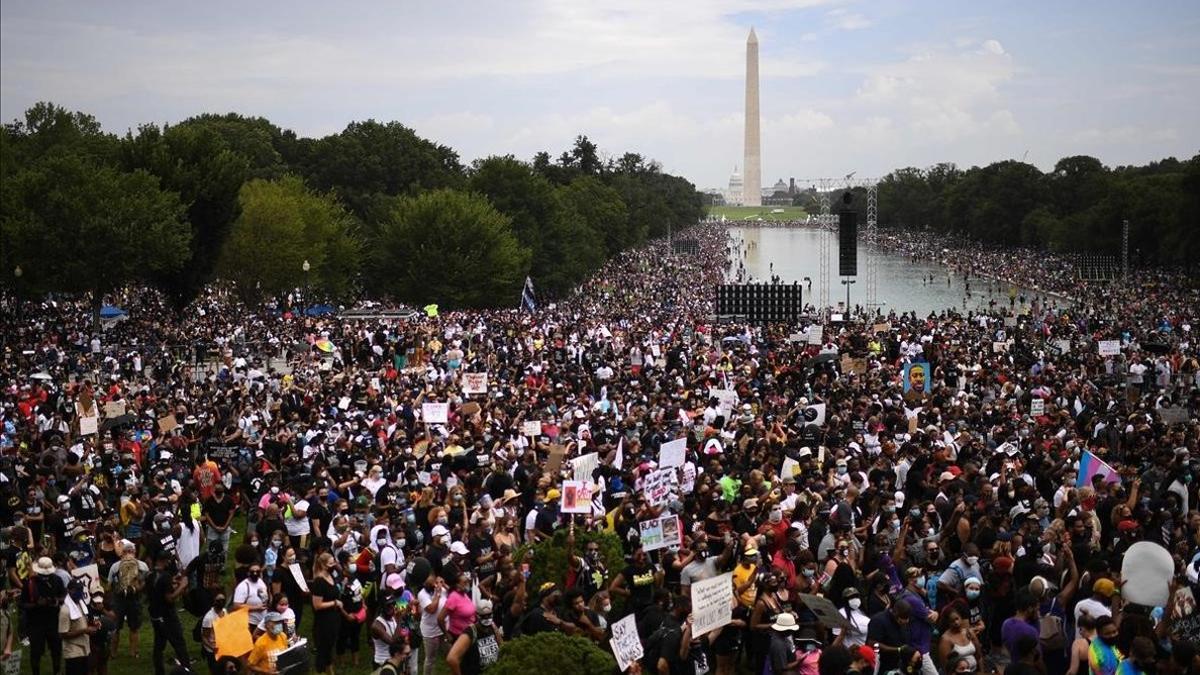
[1030, 398, 1045, 417]
[560, 480, 594, 514]
[1120, 541, 1173, 608]
[638, 515, 682, 551]
[659, 437, 687, 468]
[462, 373, 488, 395]
[522, 420, 542, 437]
[422, 402, 449, 425]
[691, 573, 733, 636]
[1098, 340, 1121, 356]
[610, 614, 643, 672]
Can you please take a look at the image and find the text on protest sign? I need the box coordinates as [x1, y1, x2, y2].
[522, 420, 542, 437]
[571, 452, 600, 482]
[461, 372, 488, 395]
[610, 614, 643, 672]
[422, 402, 449, 425]
[1030, 398, 1045, 417]
[691, 573, 733, 636]
[1098, 340, 1121, 356]
[638, 515, 682, 551]
[642, 467, 679, 507]
[560, 480, 595, 514]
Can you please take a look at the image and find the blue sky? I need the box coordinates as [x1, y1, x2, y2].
[2, 1, 1197, 189]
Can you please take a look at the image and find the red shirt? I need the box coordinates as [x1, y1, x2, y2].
[193, 461, 222, 500]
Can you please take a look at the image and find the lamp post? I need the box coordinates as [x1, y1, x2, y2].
[301, 259, 311, 319]
[841, 278, 856, 316]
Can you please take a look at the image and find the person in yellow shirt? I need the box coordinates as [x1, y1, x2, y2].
[248, 612, 289, 675]
[732, 547, 760, 609]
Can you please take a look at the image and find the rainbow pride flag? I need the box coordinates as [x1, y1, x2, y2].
[1077, 450, 1121, 488]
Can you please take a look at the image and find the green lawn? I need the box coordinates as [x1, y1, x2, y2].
[707, 205, 808, 221]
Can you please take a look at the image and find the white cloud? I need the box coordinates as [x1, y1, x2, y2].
[825, 8, 871, 31]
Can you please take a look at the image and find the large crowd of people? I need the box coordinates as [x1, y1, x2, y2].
[1, 221, 1197, 675]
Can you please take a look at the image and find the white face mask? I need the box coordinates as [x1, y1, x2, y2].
[848, 598, 862, 610]
[966, 556, 979, 566]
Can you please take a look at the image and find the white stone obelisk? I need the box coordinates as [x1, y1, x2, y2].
[743, 28, 761, 207]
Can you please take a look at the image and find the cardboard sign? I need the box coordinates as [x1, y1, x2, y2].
[691, 573, 733, 636]
[798, 593, 851, 629]
[1098, 340, 1121, 356]
[421, 402, 449, 425]
[571, 452, 599, 482]
[840, 354, 867, 375]
[610, 614, 644, 672]
[872, 322, 891, 334]
[639, 515, 682, 551]
[1160, 407, 1190, 426]
[659, 437, 687, 468]
[157, 414, 178, 434]
[1120, 541, 1173, 607]
[560, 480, 595, 514]
[462, 372, 488, 395]
[215, 607, 254, 658]
[103, 400, 126, 418]
[78, 416, 99, 436]
[522, 420, 542, 437]
[1030, 398, 1045, 417]
[546, 445, 566, 476]
[642, 467, 679, 507]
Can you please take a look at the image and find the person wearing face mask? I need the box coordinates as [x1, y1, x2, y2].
[247, 612, 289, 674]
[937, 544, 982, 610]
[417, 575, 448, 675]
[232, 562, 271, 631]
[200, 593, 228, 675]
[148, 549, 191, 675]
[832, 587, 871, 648]
[1074, 578, 1118, 642]
[446, 598, 502, 675]
[565, 521, 609, 599]
[58, 579, 95, 675]
[1087, 615, 1123, 675]
[271, 546, 307, 630]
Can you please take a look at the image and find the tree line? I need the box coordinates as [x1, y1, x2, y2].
[0, 103, 704, 311]
[873, 155, 1200, 266]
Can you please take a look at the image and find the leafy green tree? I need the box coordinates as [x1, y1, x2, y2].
[560, 176, 630, 256]
[373, 189, 529, 308]
[121, 122, 250, 306]
[489, 632, 617, 675]
[3, 152, 189, 318]
[3, 102, 119, 167]
[173, 113, 292, 178]
[218, 176, 362, 302]
[296, 120, 464, 219]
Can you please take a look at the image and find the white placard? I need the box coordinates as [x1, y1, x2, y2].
[639, 515, 682, 551]
[610, 614, 643, 672]
[289, 563, 310, 594]
[691, 572, 733, 636]
[642, 467, 679, 507]
[1030, 398, 1045, 417]
[659, 437, 687, 468]
[781, 457, 801, 479]
[1121, 541, 1173, 607]
[421, 402, 449, 425]
[1098, 340, 1121, 356]
[79, 416, 99, 436]
[559, 480, 595, 514]
[461, 373, 488, 395]
[338, 396, 351, 410]
[1053, 339, 1072, 354]
[806, 325, 823, 345]
[710, 389, 738, 418]
[571, 452, 599, 482]
[522, 420, 542, 437]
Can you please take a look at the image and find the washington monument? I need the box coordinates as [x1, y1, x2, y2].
[743, 27, 761, 207]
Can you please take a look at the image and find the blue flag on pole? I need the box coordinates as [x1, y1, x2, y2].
[520, 276, 537, 312]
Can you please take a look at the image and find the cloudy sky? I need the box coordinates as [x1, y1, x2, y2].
[2, 1, 1197, 189]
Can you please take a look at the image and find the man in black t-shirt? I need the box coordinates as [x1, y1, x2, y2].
[147, 550, 191, 675]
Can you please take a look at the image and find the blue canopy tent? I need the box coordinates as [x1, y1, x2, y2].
[305, 304, 336, 317]
[99, 305, 128, 319]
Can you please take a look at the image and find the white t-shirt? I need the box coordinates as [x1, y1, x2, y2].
[831, 607, 870, 647]
[233, 578, 271, 626]
[372, 615, 398, 663]
[201, 608, 226, 651]
[284, 499, 310, 537]
[417, 588, 446, 638]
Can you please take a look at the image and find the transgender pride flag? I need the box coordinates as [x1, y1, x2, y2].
[1076, 450, 1121, 488]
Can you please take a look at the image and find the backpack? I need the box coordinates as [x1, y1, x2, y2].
[116, 558, 144, 597]
[372, 665, 401, 675]
[1038, 598, 1066, 652]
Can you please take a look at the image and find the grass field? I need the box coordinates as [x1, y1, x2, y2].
[706, 205, 808, 221]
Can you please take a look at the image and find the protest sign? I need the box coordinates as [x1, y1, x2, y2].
[421, 402, 449, 425]
[610, 614, 643, 672]
[992, 341, 1011, 354]
[1054, 339, 1071, 355]
[522, 420, 542, 437]
[560, 480, 595, 514]
[103, 400, 126, 418]
[872, 322, 891, 334]
[1173, 614, 1200, 650]
[798, 593, 851, 629]
[782, 457, 801, 479]
[0, 651, 20, 675]
[903, 362, 932, 394]
[659, 437, 687, 468]
[571, 452, 599, 482]
[338, 396, 351, 410]
[642, 467, 679, 506]
[78, 416, 98, 436]
[1098, 340, 1121, 356]
[711, 389, 738, 418]
[1030, 398, 1045, 417]
[639, 514, 682, 551]
[71, 563, 102, 596]
[158, 414, 178, 434]
[801, 403, 826, 427]
[680, 462, 697, 493]
[1160, 407, 1190, 426]
[289, 563, 310, 594]
[1120, 541, 1173, 607]
[546, 445, 567, 476]
[215, 607, 254, 658]
[840, 354, 867, 375]
[691, 573, 733, 636]
[462, 372, 488, 395]
[806, 325, 823, 345]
